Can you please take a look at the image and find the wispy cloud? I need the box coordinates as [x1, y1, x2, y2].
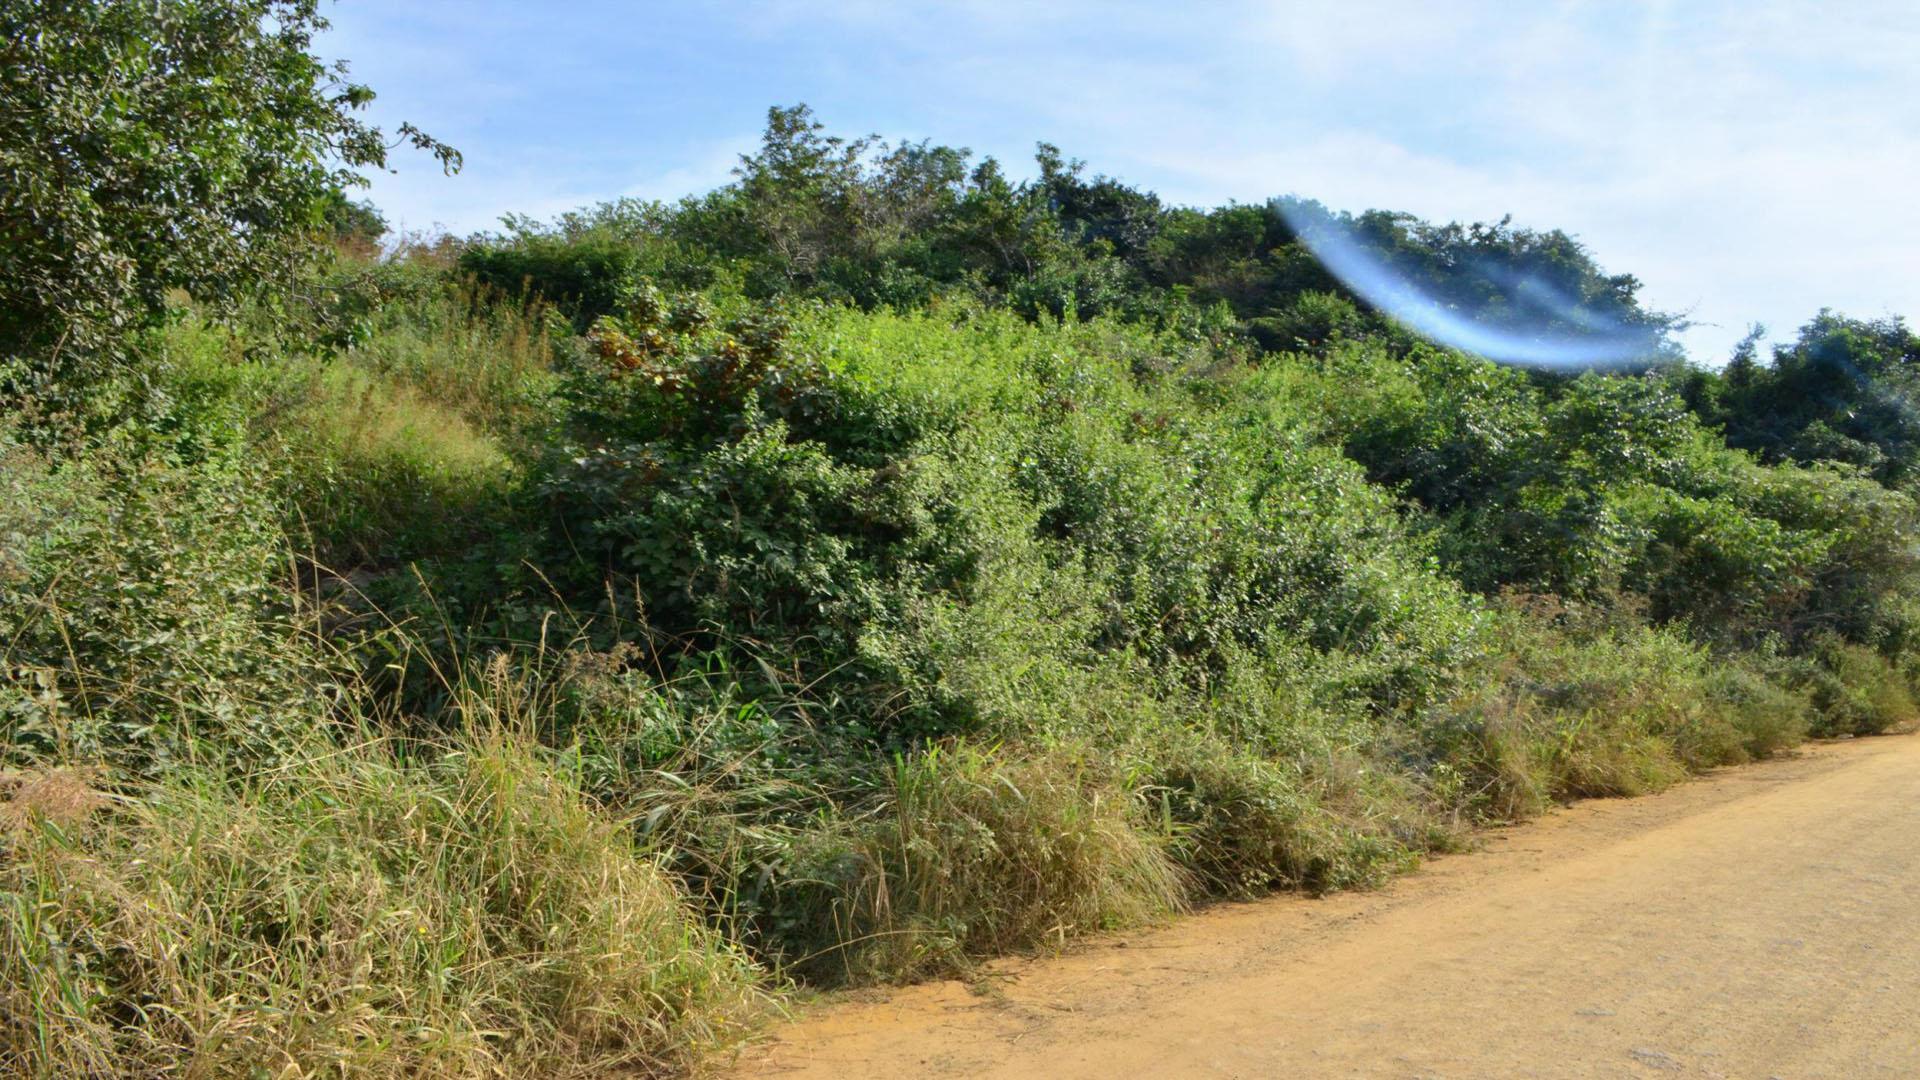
[619, 136, 759, 205]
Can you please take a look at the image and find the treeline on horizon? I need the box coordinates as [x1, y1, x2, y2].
[6, 13, 1920, 1074]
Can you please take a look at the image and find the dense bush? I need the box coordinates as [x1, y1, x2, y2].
[503, 302, 1489, 743]
[1320, 345, 1920, 647]
[460, 228, 657, 327]
[0, 427, 334, 774]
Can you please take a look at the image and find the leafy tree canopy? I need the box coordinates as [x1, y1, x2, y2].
[1696, 311, 1920, 484]
[0, 0, 457, 398]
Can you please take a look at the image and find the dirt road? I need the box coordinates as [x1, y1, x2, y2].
[730, 736, 1920, 1078]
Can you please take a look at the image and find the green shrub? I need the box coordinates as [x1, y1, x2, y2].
[1801, 635, 1916, 736]
[460, 233, 652, 327]
[1703, 658, 1812, 759]
[1247, 290, 1367, 353]
[0, 436, 332, 774]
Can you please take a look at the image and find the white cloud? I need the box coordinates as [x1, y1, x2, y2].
[618, 136, 758, 204]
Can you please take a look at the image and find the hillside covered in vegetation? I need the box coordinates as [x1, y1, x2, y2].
[5, 8, 1919, 1077]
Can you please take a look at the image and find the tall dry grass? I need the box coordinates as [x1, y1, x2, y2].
[0, 728, 767, 1079]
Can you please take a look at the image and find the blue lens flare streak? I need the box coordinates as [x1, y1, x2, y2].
[1278, 202, 1662, 369]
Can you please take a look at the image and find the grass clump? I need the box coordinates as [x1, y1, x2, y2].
[272, 361, 519, 561]
[777, 741, 1185, 985]
[1145, 737, 1419, 897]
[0, 731, 765, 1079]
[162, 292, 553, 566]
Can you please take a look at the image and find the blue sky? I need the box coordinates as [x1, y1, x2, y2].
[321, 1, 1920, 362]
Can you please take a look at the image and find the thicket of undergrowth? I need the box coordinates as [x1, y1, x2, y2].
[8, 94, 1920, 1077]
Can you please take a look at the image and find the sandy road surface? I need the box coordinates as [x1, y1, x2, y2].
[728, 735, 1920, 1078]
